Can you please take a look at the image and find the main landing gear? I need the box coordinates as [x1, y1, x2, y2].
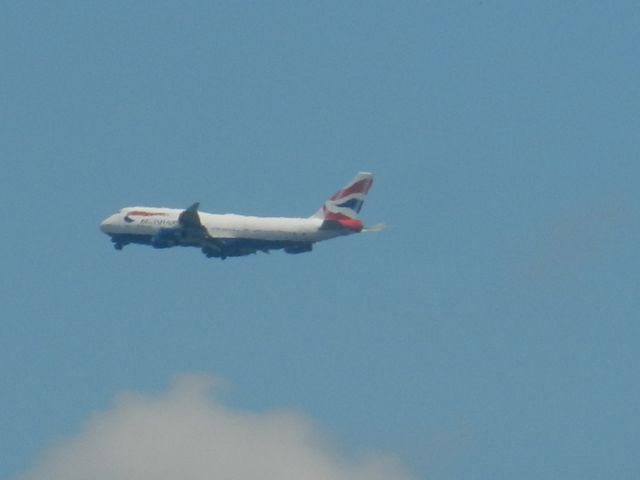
[202, 246, 226, 260]
[111, 238, 127, 250]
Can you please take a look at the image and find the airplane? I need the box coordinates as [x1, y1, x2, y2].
[99, 172, 380, 259]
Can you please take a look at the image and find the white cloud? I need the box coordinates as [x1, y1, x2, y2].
[16, 373, 414, 480]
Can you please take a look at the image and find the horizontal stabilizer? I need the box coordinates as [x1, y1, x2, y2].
[363, 223, 386, 233]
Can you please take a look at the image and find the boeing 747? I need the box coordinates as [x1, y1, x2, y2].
[100, 172, 379, 259]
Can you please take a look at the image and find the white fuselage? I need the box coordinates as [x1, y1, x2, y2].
[100, 207, 346, 243]
[100, 172, 373, 258]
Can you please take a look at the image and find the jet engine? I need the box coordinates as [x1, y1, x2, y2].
[284, 243, 313, 254]
[151, 228, 181, 248]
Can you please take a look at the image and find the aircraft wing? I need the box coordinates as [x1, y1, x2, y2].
[152, 202, 255, 259]
[178, 202, 205, 231]
[152, 202, 217, 250]
[177, 203, 256, 259]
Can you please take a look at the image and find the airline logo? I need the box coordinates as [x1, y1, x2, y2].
[330, 176, 373, 204]
[127, 211, 168, 217]
[124, 211, 170, 224]
[321, 175, 372, 231]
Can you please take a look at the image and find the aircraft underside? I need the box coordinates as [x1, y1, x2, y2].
[108, 233, 313, 259]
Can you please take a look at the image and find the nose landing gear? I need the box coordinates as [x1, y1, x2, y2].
[111, 237, 127, 250]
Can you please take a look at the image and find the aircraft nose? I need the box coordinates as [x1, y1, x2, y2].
[100, 214, 115, 233]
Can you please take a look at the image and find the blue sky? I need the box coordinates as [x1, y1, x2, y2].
[2, 1, 639, 478]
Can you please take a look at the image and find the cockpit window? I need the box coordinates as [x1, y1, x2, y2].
[124, 215, 134, 223]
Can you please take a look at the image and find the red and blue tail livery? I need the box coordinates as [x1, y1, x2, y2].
[312, 172, 374, 233]
[100, 172, 380, 260]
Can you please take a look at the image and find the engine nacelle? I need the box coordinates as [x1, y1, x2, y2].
[151, 228, 180, 248]
[284, 243, 313, 254]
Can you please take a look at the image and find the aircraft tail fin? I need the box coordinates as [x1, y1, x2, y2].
[311, 172, 374, 232]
